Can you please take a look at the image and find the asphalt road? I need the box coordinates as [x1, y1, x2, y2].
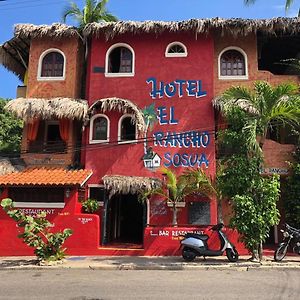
[0, 269, 299, 300]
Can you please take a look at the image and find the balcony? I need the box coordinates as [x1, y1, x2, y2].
[28, 140, 67, 154]
[16, 86, 27, 98]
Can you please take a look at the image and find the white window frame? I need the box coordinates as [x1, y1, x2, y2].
[89, 114, 110, 144]
[118, 114, 137, 144]
[13, 202, 65, 209]
[37, 48, 66, 81]
[165, 41, 188, 57]
[105, 43, 135, 77]
[88, 184, 105, 206]
[218, 46, 248, 80]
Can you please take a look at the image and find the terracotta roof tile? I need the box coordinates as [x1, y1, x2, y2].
[0, 168, 93, 186]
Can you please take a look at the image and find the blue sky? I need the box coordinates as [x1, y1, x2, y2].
[0, 0, 299, 99]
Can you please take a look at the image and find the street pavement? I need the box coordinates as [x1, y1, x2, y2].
[0, 254, 299, 271]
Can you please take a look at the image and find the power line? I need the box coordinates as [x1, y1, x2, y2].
[0, 0, 67, 11]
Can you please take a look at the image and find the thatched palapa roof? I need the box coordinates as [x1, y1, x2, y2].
[88, 97, 146, 133]
[5, 98, 88, 121]
[1, 18, 300, 79]
[0, 157, 25, 176]
[0, 23, 79, 81]
[103, 175, 162, 198]
[83, 17, 300, 40]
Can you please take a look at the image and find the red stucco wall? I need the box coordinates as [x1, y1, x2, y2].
[84, 32, 217, 225]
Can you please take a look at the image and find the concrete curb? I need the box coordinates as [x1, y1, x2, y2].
[0, 256, 299, 271]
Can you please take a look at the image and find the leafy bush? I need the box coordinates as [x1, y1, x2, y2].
[1, 198, 73, 262]
[284, 147, 300, 227]
[82, 198, 99, 213]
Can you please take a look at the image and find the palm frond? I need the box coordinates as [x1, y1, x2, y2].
[285, 0, 294, 11]
[242, 119, 262, 156]
[62, 2, 82, 23]
[214, 86, 259, 116]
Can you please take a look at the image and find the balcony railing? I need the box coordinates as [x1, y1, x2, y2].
[28, 141, 67, 154]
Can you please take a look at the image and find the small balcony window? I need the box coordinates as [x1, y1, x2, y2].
[219, 47, 248, 80]
[89, 114, 109, 144]
[38, 49, 66, 80]
[165, 42, 187, 57]
[105, 43, 135, 77]
[118, 115, 136, 143]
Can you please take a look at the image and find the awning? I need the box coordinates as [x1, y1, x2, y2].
[5, 97, 88, 121]
[103, 175, 162, 198]
[0, 167, 92, 186]
[0, 157, 25, 176]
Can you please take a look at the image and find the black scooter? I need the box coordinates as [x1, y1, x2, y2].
[180, 223, 239, 262]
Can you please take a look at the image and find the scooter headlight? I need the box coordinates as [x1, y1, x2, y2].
[283, 231, 290, 238]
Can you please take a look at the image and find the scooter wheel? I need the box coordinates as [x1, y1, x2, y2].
[226, 248, 239, 262]
[182, 247, 196, 262]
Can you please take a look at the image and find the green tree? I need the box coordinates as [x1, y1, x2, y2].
[284, 146, 300, 227]
[217, 105, 281, 261]
[214, 81, 300, 153]
[0, 98, 23, 153]
[62, 0, 117, 29]
[1, 198, 73, 263]
[141, 168, 216, 226]
[244, 0, 295, 12]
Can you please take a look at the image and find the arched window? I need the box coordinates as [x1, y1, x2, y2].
[38, 49, 66, 80]
[89, 114, 109, 144]
[165, 42, 187, 57]
[118, 115, 136, 143]
[219, 47, 248, 79]
[105, 43, 135, 77]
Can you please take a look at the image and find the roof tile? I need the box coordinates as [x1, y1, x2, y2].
[0, 168, 92, 186]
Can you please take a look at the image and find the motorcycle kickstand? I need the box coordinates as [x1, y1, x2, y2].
[203, 256, 206, 261]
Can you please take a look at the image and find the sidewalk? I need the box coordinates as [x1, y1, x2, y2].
[0, 255, 299, 271]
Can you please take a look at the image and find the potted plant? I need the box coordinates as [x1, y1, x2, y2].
[82, 198, 99, 213]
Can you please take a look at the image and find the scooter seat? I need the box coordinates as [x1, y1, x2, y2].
[185, 233, 209, 241]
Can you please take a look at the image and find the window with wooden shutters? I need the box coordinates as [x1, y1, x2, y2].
[41, 51, 64, 77]
[105, 43, 135, 77]
[119, 115, 136, 142]
[220, 49, 246, 77]
[89, 114, 109, 144]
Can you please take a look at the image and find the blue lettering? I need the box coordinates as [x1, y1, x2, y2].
[153, 131, 164, 147]
[169, 106, 178, 124]
[173, 133, 183, 148]
[181, 153, 189, 166]
[202, 132, 210, 147]
[186, 80, 197, 97]
[157, 106, 168, 125]
[165, 132, 175, 147]
[174, 79, 185, 97]
[196, 80, 207, 98]
[173, 153, 181, 167]
[198, 154, 209, 168]
[146, 77, 164, 99]
[164, 152, 172, 167]
[189, 154, 198, 166]
[182, 132, 191, 148]
[165, 82, 176, 98]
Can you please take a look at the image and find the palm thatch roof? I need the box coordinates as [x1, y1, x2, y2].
[0, 157, 25, 176]
[14, 23, 79, 40]
[5, 97, 88, 121]
[1, 18, 299, 79]
[0, 23, 79, 81]
[103, 175, 162, 198]
[87, 97, 146, 133]
[83, 17, 300, 40]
